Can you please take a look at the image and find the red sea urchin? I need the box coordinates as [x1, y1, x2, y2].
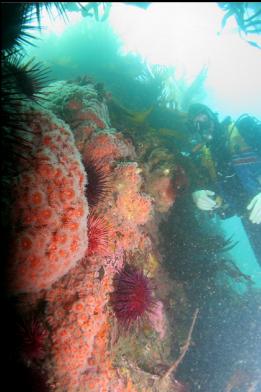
[110, 264, 156, 330]
[84, 159, 110, 207]
[18, 317, 48, 363]
[87, 214, 110, 256]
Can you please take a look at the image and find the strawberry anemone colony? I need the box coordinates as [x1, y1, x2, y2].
[6, 79, 188, 392]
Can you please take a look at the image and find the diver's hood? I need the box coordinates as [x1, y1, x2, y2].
[188, 103, 215, 120]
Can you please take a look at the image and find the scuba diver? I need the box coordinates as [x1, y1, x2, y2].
[187, 103, 261, 264]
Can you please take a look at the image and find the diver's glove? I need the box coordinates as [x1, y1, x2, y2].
[192, 190, 217, 211]
[247, 192, 261, 224]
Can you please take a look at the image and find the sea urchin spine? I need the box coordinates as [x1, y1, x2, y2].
[110, 264, 156, 330]
[87, 214, 110, 256]
[84, 158, 110, 207]
[18, 317, 48, 364]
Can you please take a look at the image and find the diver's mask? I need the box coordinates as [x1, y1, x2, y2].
[193, 115, 214, 142]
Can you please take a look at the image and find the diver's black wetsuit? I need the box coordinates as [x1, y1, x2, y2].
[191, 120, 261, 265]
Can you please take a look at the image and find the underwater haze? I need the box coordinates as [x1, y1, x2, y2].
[26, 2, 261, 118]
[2, 2, 261, 392]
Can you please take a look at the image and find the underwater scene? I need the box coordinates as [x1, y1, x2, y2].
[1, 3, 261, 392]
